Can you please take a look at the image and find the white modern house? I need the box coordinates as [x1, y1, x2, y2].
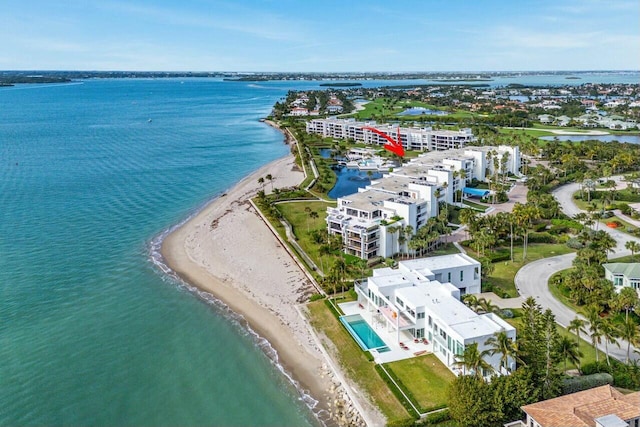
[305, 117, 476, 151]
[603, 263, 640, 295]
[353, 255, 516, 377]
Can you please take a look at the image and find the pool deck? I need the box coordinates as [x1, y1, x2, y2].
[339, 301, 434, 364]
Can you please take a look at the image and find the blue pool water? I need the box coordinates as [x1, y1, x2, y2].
[340, 315, 387, 350]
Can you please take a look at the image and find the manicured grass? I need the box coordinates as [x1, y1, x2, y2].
[276, 200, 338, 274]
[498, 127, 557, 138]
[384, 354, 454, 413]
[467, 244, 575, 298]
[306, 301, 411, 423]
[461, 199, 489, 212]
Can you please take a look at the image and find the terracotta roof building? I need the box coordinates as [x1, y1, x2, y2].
[512, 385, 640, 427]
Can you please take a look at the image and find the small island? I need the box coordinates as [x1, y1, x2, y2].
[318, 82, 362, 87]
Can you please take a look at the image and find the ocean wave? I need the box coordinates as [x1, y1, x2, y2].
[147, 222, 329, 427]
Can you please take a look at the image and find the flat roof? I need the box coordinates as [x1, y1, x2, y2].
[392, 280, 511, 340]
[341, 189, 391, 212]
[399, 253, 479, 273]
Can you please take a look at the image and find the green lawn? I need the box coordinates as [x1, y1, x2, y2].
[306, 301, 412, 424]
[462, 200, 489, 212]
[384, 354, 454, 413]
[498, 127, 558, 138]
[276, 201, 338, 274]
[468, 244, 575, 298]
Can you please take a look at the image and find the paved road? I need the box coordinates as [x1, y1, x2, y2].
[514, 181, 640, 362]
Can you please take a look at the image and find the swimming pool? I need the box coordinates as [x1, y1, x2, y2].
[340, 314, 388, 351]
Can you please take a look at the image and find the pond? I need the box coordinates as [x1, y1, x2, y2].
[319, 148, 383, 199]
[539, 134, 640, 144]
[398, 107, 449, 116]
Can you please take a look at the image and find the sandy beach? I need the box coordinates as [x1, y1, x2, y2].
[161, 145, 383, 426]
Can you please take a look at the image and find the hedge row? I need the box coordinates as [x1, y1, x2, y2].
[562, 373, 613, 395]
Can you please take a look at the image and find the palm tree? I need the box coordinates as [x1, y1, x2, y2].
[402, 225, 414, 257]
[477, 298, 499, 314]
[309, 210, 319, 231]
[454, 342, 493, 380]
[318, 244, 332, 274]
[586, 305, 603, 365]
[258, 177, 265, 190]
[304, 206, 312, 231]
[462, 294, 480, 312]
[265, 174, 274, 191]
[556, 336, 583, 373]
[619, 316, 640, 364]
[625, 241, 640, 261]
[330, 257, 349, 296]
[568, 317, 587, 347]
[485, 331, 515, 374]
[600, 317, 620, 367]
[615, 287, 639, 322]
[387, 225, 400, 257]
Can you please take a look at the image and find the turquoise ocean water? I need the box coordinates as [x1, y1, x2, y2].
[1, 73, 638, 426]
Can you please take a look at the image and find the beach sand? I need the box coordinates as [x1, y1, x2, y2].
[161, 151, 383, 426]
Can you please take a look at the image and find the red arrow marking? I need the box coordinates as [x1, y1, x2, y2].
[362, 126, 405, 157]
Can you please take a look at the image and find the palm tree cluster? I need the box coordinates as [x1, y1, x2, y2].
[555, 228, 620, 309]
[459, 202, 543, 261]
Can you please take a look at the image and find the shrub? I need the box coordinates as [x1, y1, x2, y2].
[551, 218, 583, 232]
[581, 361, 640, 390]
[566, 237, 584, 249]
[533, 222, 548, 232]
[487, 250, 511, 263]
[619, 204, 633, 215]
[422, 409, 451, 425]
[528, 232, 557, 244]
[309, 293, 325, 302]
[562, 373, 613, 395]
[499, 309, 515, 319]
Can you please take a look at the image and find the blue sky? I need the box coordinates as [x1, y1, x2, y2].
[2, 0, 639, 71]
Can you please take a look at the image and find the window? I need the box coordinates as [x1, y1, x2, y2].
[417, 312, 425, 319]
[428, 316, 432, 326]
[447, 272, 451, 282]
[460, 270, 464, 281]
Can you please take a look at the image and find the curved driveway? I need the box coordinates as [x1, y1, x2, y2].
[514, 180, 640, 362]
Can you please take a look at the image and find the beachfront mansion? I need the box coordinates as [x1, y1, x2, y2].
[306, 117, 476, 151]
[353, 255, 516, 376]
[326, 145, 521, 259]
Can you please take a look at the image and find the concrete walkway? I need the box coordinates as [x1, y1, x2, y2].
[514, 181, 640, 362]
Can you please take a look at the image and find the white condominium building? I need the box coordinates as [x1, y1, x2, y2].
[326, 175, 441, 259]
[326, 145, 521, 260]
[306, 117, 476, 151]
[355, 255, 516, 376]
